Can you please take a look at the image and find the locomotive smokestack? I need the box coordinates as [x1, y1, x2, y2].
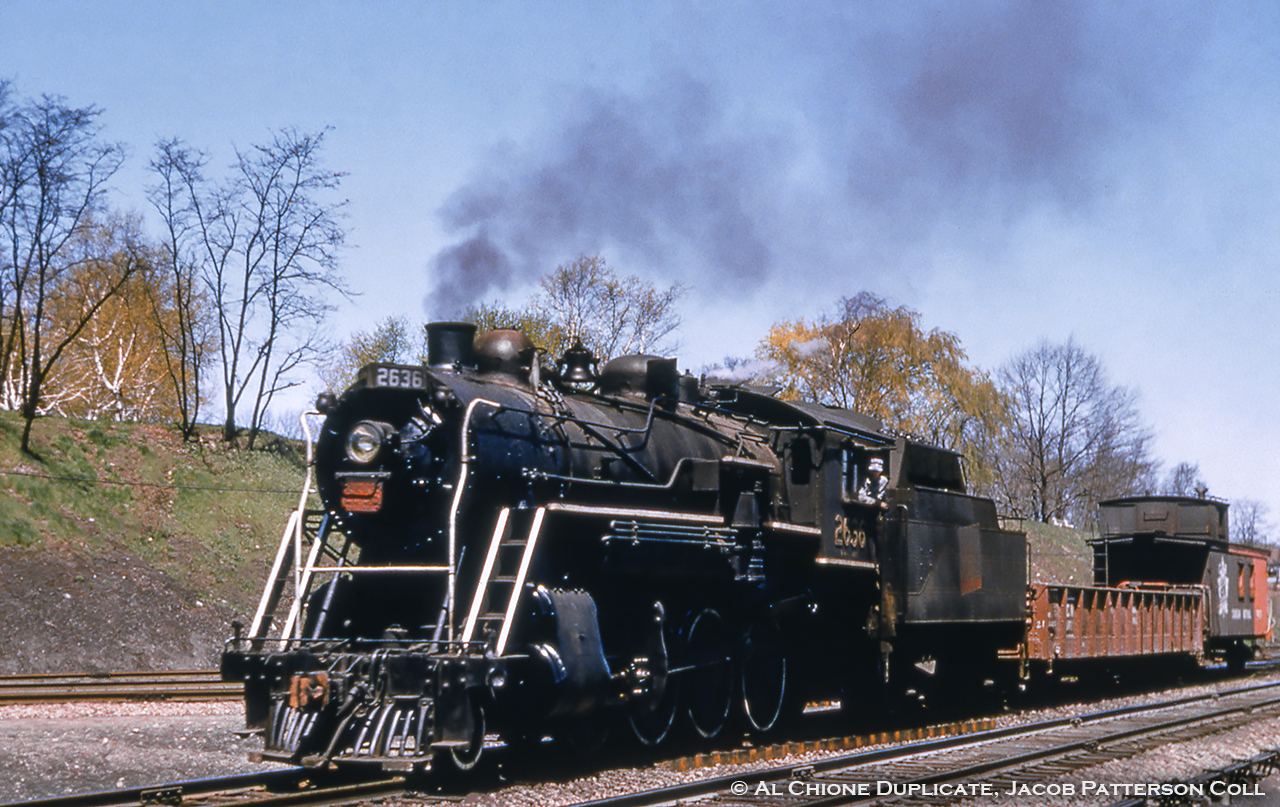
[426, 322, 478, 370]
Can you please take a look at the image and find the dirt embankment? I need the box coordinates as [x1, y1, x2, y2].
[0, 546, 244, 673]
[0, 414, 304, 674]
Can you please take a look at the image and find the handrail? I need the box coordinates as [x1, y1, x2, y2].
[248, 410, 323, 641]
[280, 412, 327, 643]
[496, 507, 546, 656]
[308, 565, 453, 573]
[446, 397, 503, 644]
[248, 509, 298, 640]
[527, 453, 775, 492]
[460, 508, 511, 644]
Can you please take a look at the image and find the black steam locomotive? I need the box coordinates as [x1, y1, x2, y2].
[221, 323, 1267, 772]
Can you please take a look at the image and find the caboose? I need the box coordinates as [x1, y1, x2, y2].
[1016, 495, 1271, 679]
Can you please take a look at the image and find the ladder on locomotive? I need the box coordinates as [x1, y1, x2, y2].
[460, 507, 546, 655]
[248, 507, 332, 647]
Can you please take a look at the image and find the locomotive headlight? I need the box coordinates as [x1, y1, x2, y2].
[346, 421, 391, 464]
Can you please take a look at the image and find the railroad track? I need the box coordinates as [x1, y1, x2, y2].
[9, 670, 1279, 806]
[0, 769, 412, 807]
[0, 670, 241, 704]
[569, 678, 1280, 807]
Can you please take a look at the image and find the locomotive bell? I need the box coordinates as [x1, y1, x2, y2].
[557, 340, 598, 389]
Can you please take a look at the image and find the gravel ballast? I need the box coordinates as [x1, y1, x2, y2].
[7, 676, 1280, 805]
[0, 701, 282, 802]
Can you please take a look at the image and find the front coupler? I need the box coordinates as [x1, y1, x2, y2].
[219, 586, 652, 771]
[222, 643, 489, 770]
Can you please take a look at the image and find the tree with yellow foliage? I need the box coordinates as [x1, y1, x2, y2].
[0, 90, 135, 452]
[318, 315, 417, 393]
[37, 215, 176, 422]
[463, 301, 572, 360]
[757, 292, 1007, 489]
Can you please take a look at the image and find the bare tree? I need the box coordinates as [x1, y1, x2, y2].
[454, 255, 682, 368]
[992, 338, 1157, 527]
[1161, 461, 1206, 497]
[152, 129, 349, 448]
[0, 81, 14, 258]
[534, 255, 682, 361]
[146, 139, 213, 439]
[0, 81, 17, 406]
[1233, 499, 1271, 545]
[0, 92, 134, 452]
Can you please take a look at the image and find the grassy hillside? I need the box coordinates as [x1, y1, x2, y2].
[0, 412, 310, 672]
[1023, 518, 1095, 586]
[0, 412, 307, 607]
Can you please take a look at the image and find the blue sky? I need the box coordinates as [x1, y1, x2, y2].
[3, 2, 1278, 525]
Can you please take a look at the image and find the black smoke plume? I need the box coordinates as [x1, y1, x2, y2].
[426, 1, 1209, 317]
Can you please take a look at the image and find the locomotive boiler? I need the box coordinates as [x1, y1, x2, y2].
[222, 322, 1030, 771]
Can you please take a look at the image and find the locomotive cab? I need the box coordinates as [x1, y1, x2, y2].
[704, 387, 1028, 706]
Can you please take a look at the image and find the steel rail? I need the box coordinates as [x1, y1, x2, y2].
[568, 678, 1280, 807]
[0, 768, 410, 807]
[825, 691, 1280, 807]
[0, 670, 240, 704]
[8, 676, 1280, 805]
[0, 670, 218, 681]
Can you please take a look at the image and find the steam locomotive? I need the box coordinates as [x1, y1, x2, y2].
[221, 323, 1270, 772]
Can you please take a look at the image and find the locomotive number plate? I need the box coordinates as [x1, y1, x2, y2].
[833, 513, 867, 549]
[365, 364, 426, 390]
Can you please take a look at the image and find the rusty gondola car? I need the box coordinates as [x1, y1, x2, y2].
[1019, 496, 1271, 676]
[220, 324, 1271, 774]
